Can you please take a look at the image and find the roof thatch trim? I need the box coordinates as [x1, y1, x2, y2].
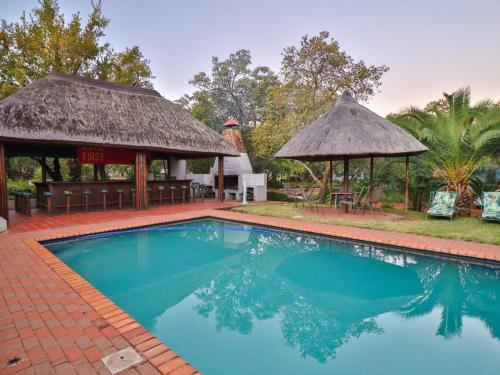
[275, 91, 428, 161]
[0, 73, 238, 157]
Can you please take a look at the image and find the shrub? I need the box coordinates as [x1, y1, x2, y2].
[267, 191, 293, 202]
[7, 179, 35, 198]
[381, 191, 404, 203]
[267, 180, 283, 188]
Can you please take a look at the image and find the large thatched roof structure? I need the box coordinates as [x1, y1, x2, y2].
[0, 73, 238, 158]
[275, 91, 427, 161]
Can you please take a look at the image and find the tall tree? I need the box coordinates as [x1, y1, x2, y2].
[391, 88, 500, 216]
[0, 0, 154, 180]
[252, 31, 389, 198]
[177, 91, 219, 131]
[188, 49, 279, 126]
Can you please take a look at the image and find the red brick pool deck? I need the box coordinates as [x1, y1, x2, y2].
[1, 202, 499, 374]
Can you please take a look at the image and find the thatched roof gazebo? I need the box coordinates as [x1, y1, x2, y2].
[0, 73, 237, 157]
[0, 73, 238, 222]
[276, 91, 428, 210]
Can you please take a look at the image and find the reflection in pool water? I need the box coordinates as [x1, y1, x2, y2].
[47, 219, 500, 375]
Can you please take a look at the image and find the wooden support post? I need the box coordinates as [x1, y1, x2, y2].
[405, 156, 410, 212]
[46, 197, 52, 216]
[370, 157, 374, 195]
[93, 164, 99, 181]
[218, 156, 224, 203]
[102, 192, 107, 212]
[135, 150, 147, 210]
[343, 158, 349, 213]
[329, 159, 333, 193]
[41, 156, 47, 182]
[170, 187, 175, 205]
[343, 158, 349, 193]
[0, 144, 8, 223]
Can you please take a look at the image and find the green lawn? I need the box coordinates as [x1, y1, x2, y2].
[231, 203, 500, 246]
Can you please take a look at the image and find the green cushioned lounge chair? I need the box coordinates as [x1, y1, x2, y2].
[426, 191, 457, 220]
[481, 192, 500, 222]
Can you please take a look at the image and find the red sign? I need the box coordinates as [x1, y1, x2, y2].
[77, 146, 149, 165]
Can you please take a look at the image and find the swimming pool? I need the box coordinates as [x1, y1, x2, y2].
[45, 219, 500, 375]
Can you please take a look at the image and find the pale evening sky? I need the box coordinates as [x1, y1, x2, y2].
[3, 0, 500, 116]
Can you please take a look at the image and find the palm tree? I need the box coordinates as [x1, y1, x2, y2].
[392, 88, 500, 216]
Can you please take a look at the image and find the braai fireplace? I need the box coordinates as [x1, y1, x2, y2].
[188, 119, 267, 201]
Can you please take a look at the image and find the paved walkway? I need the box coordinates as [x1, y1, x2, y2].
[1, 204, 499, 374]
[210, 210, 500, 262]
[9, 201, 238, 233]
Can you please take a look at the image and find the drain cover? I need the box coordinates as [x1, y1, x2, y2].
[101, 347, 142, 374]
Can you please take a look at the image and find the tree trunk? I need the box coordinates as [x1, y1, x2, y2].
[317, 162, 332, 201]
[67, 159, 81, 181]
[33, 157, 63, 181]
[456, 188, 471, 217]
[53, 158, 63, 181]
[296, 161, 322, 186]
[296, 161, 332, 201]
[97, 164, 106, 180]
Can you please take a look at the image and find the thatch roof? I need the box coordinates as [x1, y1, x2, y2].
[275, 91, 428, 161]
[0, 73, 238, 157]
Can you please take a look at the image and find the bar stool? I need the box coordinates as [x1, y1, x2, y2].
[14, 190, 21, 213]
[116, 189, 124, 210]
[146, 187, 153, 208]
[158, 185, 165, 205]
[82, 190, 91, 213]
[191, 183, 199, 203]
[63, 190, 73, 215]
[130, 188, 136, 208]
[169, 186, 176, 205]
[199, 184, 206, 202]
[181, 185, 188, 204]
[43, 192, 53, 215]
[100, 189, 109, 211]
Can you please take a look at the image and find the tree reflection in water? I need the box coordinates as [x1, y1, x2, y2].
[192, 222, 500, 363]
[401, 259, 500, 340]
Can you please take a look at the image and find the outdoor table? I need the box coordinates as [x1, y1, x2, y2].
[330, 192, 355, 211]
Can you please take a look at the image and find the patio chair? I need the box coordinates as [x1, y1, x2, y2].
[339, 186, 366, 214]
[358, 185, 385, 215]
[426, 191, 457, 220]
[300, 186, 321, 213]
[283, 183, 304, 206]
[481, 191, 500, 222]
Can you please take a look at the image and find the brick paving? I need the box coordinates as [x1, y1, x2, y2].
[1, 202, 499, 374]
[212, 210, 500, 262]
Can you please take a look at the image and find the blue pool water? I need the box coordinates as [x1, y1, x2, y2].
[46, 219, 500, 375]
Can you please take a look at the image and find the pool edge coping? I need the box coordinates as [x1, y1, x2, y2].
[24, 214, 209, 375]
[23, 209, 500, 375]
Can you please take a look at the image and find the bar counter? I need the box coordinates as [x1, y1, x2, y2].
[34, 180, 192, 211]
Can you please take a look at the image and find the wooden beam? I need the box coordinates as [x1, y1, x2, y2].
[218, 156, 224, 203]
[0, 144, 8, 223]
[405, 156, 410, 212]
[135, 150, 148, 210]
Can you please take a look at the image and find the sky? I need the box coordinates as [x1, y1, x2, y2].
[3, 0, 500, 115]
